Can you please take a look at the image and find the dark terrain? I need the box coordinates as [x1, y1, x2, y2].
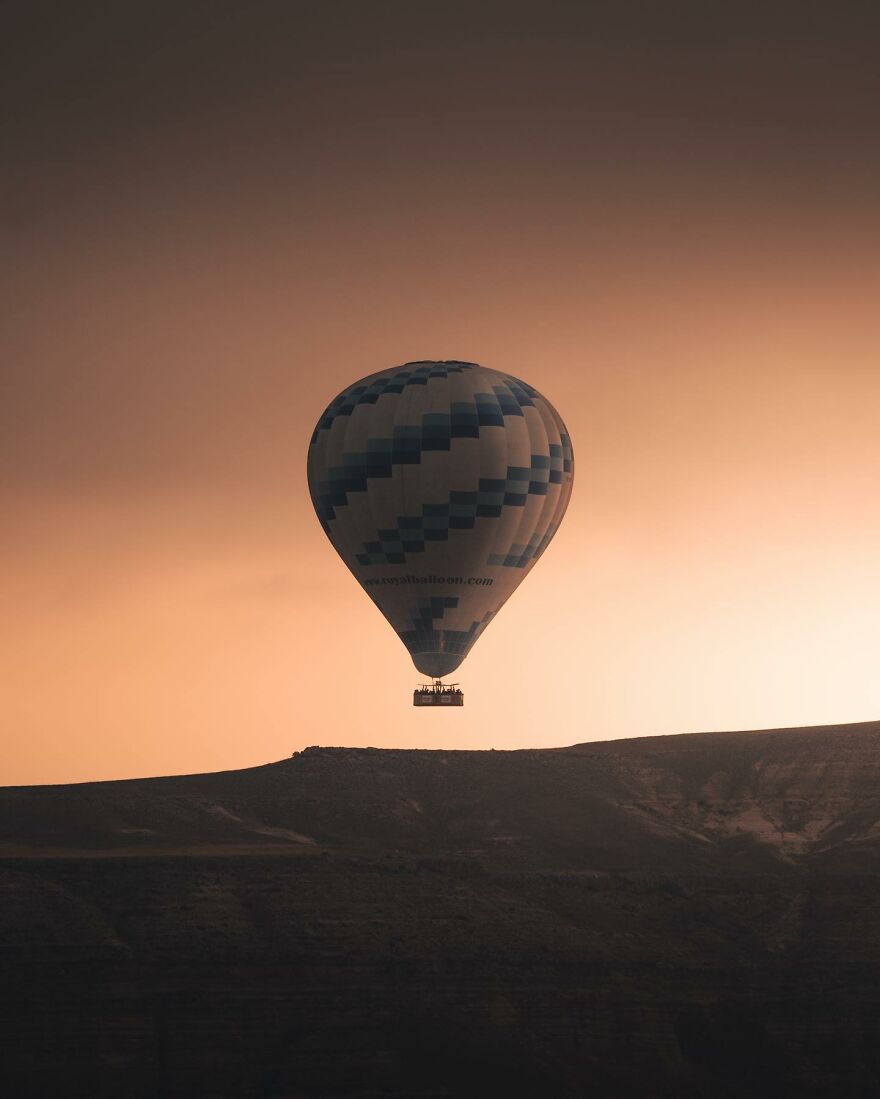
[3, 722, 880, 1097]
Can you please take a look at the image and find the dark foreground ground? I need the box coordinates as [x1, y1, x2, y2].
[3, 722, 880, 1097]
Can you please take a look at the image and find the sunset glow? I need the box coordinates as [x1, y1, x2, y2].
[4, 3, 879, 784]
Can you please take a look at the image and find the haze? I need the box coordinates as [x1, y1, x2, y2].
[3, 2, 879, 784]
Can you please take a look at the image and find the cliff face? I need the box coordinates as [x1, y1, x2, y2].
[567, 724, 880, 865]
[3, 722, 880, 1098]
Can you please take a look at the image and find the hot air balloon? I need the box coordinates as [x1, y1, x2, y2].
[307, 361, 574, 704]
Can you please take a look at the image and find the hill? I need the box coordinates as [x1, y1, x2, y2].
[3, 721, 880, 869]
[3, 721, 880, 1097]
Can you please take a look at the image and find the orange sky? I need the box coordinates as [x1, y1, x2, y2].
[3, 2, 880, 784]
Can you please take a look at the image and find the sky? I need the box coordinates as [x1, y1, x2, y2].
[3, 1, 880, 784]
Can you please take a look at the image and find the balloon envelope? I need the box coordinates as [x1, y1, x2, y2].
[307, 361, 574, 677]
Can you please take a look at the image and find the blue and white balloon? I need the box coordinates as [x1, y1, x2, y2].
[307, 361, 574, 678]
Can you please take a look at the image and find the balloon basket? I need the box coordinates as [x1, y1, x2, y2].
[413, 680, 464, 707]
